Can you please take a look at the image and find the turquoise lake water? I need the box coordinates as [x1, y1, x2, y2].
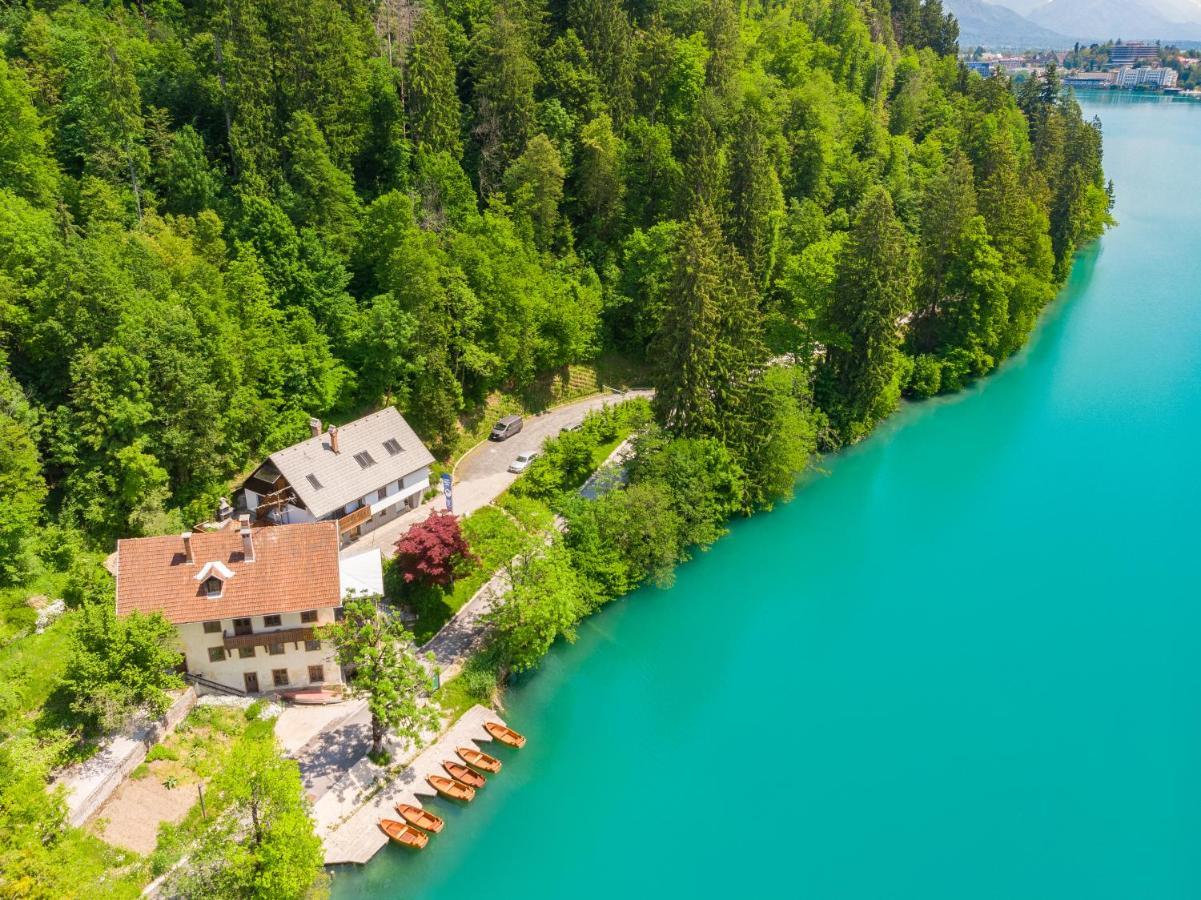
[333, 93, 1201, 899]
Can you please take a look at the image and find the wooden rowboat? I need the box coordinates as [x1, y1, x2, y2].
[396, 803, 443, 834]
[457, 747, 502, 773]
[281, 688, 342, 705]
[485, 721, 526, 748]
[442, 761, 486, 788]
[427, 775, 475, 802]
[379, 819, 428, 849]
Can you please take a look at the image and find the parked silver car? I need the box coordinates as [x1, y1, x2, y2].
[508, 451, 539, 473]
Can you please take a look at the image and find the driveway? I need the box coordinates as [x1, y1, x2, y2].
[343, 390, 652, 559]
[285, 701, 373, 802]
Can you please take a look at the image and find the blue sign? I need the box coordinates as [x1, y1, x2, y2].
[441, 473, 453, 512]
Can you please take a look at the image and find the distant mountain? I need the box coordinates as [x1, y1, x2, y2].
[1022, 0, 1201, 41]
[946, 0, 1074, 48]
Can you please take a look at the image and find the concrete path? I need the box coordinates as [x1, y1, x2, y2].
[295, 705, 374, 803]
[422, 565, 514, 671]
[343, 390, 652, 560]
[275, 698, 367, 757]
[320, 705, 509, 865]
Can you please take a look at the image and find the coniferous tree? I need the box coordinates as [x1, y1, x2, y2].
[676, 112, 726, 218]
[818, 186, 913, 443]
[504, 133, 567, 250]
[574, 113, 625, 252]
[407, 8, 462, 157]
[472, 6, 540, 195]
[729, 105, 785, 288]
[568, 0, 636, 123]
[651, 205, 764, 441]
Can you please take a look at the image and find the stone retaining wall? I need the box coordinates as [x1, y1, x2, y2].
[55, 687, 197, 827]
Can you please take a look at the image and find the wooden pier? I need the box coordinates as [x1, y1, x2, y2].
[321, 705, 511, 865]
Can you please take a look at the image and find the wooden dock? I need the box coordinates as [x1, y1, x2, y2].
[321, 705, 510, 865]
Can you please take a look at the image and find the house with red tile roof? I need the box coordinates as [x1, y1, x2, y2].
[115, 519, 383, 695]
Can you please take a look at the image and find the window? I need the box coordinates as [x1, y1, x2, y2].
[306, 473, 323, 490]
[238, 646, 256, 659]
[300, 610, 318, 624]
[272, 668, 289, 687]
[353, 450, 376, 469]
[268, 643, 285, 656]
[202, 620, 221, 634]
[204, 576, 222, 597]
[383, 438, 402, 456]
[305, 639, 321, 652]
[308, 665, 325, 683]
[233, 618, 252, 636]
[263, 614, 281, 628]
[208, 647, 226, 663]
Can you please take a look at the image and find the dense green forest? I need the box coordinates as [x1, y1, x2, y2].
[0, 0, 1114, 893]
[0, 0, 1110, 567]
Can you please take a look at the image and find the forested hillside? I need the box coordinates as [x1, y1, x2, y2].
[0, 0, 1110, 569]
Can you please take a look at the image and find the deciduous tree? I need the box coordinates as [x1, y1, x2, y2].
[321, 595, 441, 757]
[394, 511, 475, 588]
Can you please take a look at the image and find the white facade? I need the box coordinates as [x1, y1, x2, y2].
[179, 607, 341, 695]
[246, 465, 430, 538]
[1116, 67, 1178, 89]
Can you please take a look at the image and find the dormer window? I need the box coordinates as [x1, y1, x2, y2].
[353, 451, 376, 469]
[194, 560, 235, 598]
[383, 438, 402, 456]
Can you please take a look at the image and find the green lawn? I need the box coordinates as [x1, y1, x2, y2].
[399, 505, 536, 643]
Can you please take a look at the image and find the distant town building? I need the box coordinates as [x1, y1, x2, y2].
[115, 521, 384, 695]
[965, 60, 994, 77]
[1063, 72, 1115, 89]
[1115, 66, 1178, 88]
[241, 407, 434, 544]
[1109, 42, 1159, 68]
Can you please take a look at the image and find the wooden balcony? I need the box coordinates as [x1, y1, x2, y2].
[222, 625, 315, 650]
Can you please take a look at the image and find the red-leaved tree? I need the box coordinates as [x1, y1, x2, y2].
[393, 511, 475, 588]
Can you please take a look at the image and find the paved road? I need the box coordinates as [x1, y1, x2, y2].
[343, 390, 652, 559]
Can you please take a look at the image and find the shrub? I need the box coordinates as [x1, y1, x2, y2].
[146, 744, 180, 763]
[60, 603, 183, 734]
[562, 482, 681, 601]
[908, 354, 942, 398]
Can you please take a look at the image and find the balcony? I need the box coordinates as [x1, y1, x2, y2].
[222, 625, 316, 651]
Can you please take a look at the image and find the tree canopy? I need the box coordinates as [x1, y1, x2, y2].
[0, 0, 1107, 551]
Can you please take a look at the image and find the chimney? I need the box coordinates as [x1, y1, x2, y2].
[328, 425, 340, 454]
[182, 532, 194, 564]
[217, 497, 233, 522]
[241, 526, 256, 563]
[309, 417, 322, 438]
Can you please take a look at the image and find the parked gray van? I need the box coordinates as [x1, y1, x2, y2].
[490, 415, 523, 441]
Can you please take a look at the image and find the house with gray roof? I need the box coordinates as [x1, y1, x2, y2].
[241, 408, 434, 544]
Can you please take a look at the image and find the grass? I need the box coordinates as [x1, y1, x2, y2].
[0, 569, 79, 748]
[144, 706, 262, 878]
[433, 651, 502, 719]
[46, 829, 147, 899]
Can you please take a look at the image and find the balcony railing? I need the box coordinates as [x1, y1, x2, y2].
[222, 625, 316, 650]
